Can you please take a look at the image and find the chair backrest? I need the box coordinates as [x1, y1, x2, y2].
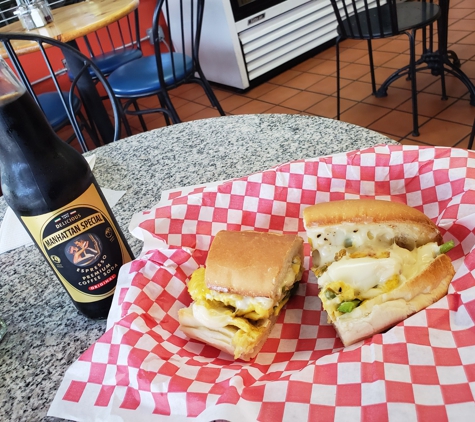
[81, 9, 141, 61]
[0, 32, 122, 151]
[330, 0, 399, 39]
[151, 0, 205, 89]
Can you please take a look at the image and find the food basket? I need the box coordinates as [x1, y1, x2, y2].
[49, 145, 475, 421]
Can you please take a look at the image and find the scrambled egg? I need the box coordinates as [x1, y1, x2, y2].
[318, 280, 355, 320]
[191, 300, 269, 359]
[187, 267, 274, 320]
[380, 274, 399, 292]
[186, 256, 302, 358]
[292, 256, 302, 278]
[319, 273, 401, 321]
[323, 281, 355, 302]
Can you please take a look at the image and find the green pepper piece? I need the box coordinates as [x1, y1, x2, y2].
[344, 238, 353, 248]
[325, 289, 336, 300]
[337, 299, 361, 313]
[440, 240, 455, 254]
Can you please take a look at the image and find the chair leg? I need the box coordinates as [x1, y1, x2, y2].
[121, 113, 133, 137]
[407, 29, 419, 137]
[74, 111, 93, 152]
[436, 22, 448, 101]
[439, 65, 447, 101]
[367, 39, 377, 95]
[158, 92, 181, 124]
[468, 118, 475, 150]
[78, 99, 103, 148]
[75, 106, 103, 149]
[56, 119, 89, 152]
[132, 100, 148, 132]
[157, 94, 172, 126]
[113, 98, 133, 137]
[195, 66, 226, 116]
[336, 36, 341, 121]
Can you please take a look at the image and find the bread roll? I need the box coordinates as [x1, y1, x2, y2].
[205, 230, 304, 299]
[304, 199, 442, 272]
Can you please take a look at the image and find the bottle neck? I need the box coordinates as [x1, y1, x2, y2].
[0, 91, 92, 216]
[0, 92, 61, 164]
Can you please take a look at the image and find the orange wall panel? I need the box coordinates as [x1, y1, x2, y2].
[9, 0, 158, 94]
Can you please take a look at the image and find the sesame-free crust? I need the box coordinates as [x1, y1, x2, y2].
[205, 230, 304, 300]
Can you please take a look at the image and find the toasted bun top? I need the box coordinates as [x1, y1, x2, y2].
[205, 230, 304, 299]
[304, 200, 442, 269]
[303, 199, 437, 229]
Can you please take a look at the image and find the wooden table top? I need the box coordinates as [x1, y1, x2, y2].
[0, 0, 140, 54]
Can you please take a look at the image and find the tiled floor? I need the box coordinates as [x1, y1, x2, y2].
[68, 0, 475, 151]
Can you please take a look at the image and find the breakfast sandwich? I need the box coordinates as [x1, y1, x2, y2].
[178, 230, 304, 360]
[303, 199, 455, 347]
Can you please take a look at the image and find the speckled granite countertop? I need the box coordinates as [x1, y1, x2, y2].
[0, 114, 398, 421]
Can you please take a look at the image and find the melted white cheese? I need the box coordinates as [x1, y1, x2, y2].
[319, 256, 400, 293]
[192, 302, 233, 329]
[307, 223, 401, 267]
[318, 242, 440, 293]
[205, 290, 274, 313]
[403, 242, 439, 279]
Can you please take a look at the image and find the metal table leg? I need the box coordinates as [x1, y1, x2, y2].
[63, 40, 115, 147]
[375, 0, 475, 106]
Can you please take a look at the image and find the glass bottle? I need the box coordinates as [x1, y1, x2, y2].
[0, 58, 133, 319]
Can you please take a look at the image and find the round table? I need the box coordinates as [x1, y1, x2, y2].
[0, 0, 139, 54]
[0, 114, 398, 421]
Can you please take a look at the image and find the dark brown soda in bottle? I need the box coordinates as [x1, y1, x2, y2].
[0, 62, 133, 319]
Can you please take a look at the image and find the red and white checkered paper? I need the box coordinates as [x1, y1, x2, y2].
[49, 145, 475, 422]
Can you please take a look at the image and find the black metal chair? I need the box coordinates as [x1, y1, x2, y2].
[107, 0, 225, 129]
[79, 9, 142, 77]
[469, 119, 475, 150]
[330, 0, 441, 136]
[0, 32, 123, 152]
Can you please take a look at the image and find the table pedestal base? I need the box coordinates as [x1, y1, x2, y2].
[375, 0, 475, 109]
[375, 49, 475, 106]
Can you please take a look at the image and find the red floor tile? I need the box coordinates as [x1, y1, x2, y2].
[85, 13, 475, 152]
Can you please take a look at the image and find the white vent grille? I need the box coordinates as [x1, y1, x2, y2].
[238, 0, 337, 81]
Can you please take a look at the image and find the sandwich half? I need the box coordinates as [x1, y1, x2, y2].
[178, 230, 304, 360]
[303, 199, 455, 347]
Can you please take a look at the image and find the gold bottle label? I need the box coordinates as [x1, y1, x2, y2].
[21, 184, 132, 303]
